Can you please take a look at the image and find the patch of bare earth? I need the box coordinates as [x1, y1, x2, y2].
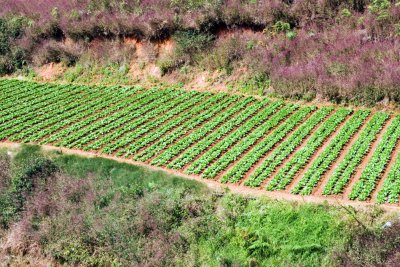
[36, 63, 66, 81]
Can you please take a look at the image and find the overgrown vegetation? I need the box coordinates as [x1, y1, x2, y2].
[0, 145, 399, 266]
[2, 1, 400, 104]
[0, 16, 27, 75]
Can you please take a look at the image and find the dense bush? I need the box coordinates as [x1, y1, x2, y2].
[0, 146, 57, 228]
[0, 16, 27, 74]
[340, 221, 400, 266]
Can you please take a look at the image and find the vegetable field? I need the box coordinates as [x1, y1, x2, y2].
[1, 79, 400, 205]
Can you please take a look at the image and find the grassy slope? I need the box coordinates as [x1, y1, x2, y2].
[0, 145, 399, 266]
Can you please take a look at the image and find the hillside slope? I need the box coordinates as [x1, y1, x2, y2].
[0, 145, 399, 266]
[1, 79, 400, 206]
[1, 0, 400, 105]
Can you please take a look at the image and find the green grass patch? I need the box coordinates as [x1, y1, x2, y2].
[0, 145, 398, 266]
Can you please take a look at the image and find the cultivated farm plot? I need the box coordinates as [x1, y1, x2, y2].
[1, 79, 400, 205]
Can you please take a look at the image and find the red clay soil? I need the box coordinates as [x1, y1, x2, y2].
[217, 108, 315, 183]
[314, 112, 374, 196]
[210, 104, 294, 181]
[285, 112, 354, 193]
[371, 133, 400, 202]
[343, 116, 395, 199]
[1, 141, 399, 212]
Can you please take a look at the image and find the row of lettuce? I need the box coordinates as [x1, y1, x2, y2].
[0, 79, 399, 204]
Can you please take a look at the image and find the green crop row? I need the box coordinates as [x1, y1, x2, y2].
[201, 104, 299, 179]
[185, 100, 283, 175]
[292, 110, 370, 195]
[62, 89, 183, 149]
[222, 106, 315, 184]
[48, 88, 168, 146]
[323, 112, 389, 195]
[266, 108, 352, 191]
[1, 79, 399, 205]
[377, 153, 400, 204]
[95, 91, 203, 154]
[21, 86, 124, 142]
[350, 116, 400, 201]
[133, 95, 234, 162]
[245, 107, 332, 187]
[167, 99, 271, 170]
[117, 93, 221, 157]
[150, 96, 251, 166]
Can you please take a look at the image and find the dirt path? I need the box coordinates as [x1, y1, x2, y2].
[1, 141, 398, 212]
[343, 116, 395, 199]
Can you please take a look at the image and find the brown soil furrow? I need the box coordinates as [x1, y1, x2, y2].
[343, 115, 395, 199]
[160, 101, 255, 166]
[218, 109, 316, 184]
[36, 90, 146, 144]
[313, 112, 374, 196]
[258, 109, 336, 189]
[209, 106, 299, 181]
[285, 112, 354, 193]
[120, 97, 229, 159]
[93, 95, 210, 154]
[132, 99, 243, 163]
[370, 130, 400, 202]
[1, 141, 398, 210]
[179, 102, 284, 171]
[240, 108, 333, 186]
[68, 93, 179, 148]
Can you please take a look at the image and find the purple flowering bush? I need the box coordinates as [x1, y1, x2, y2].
[1, 0, 400, 104]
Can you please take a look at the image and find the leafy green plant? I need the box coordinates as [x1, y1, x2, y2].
[341, 8, 352, 17]
[286, 30, 297, 40]
[245, 107, 332, 187]
[273, 21, 291, 33]
[324, 112, 388, 195]
[267, 109, 352, 191]
[173, 30, 214, 56]
[368, 0, 391, 21]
